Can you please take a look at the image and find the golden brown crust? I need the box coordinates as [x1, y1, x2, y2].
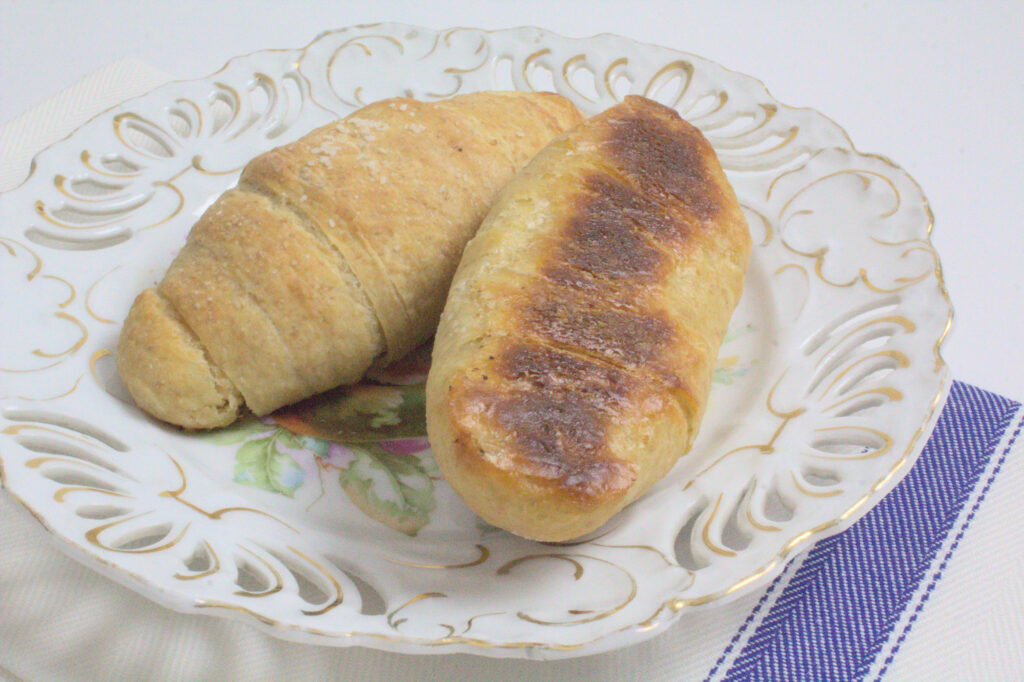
[118, 92, 583, 428]
[427, 95, 751, 541]
[183, 189, 384, 396]
[116, 288, 242, 429]
[453, 343, 639, 499]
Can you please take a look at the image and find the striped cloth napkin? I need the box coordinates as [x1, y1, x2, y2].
[704, 381, 1023, 680]
[1, 62, 1021, 681]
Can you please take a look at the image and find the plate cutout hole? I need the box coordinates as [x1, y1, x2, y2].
[267, 73, 304, 139]
[832, 395, 887, 418]
[801, 466, 842, 488]
[704, 112, 757, 137]
[16, 434, 130, 477]
[802, 297, 900, 356]
[836, 357, 900, 396]
[75, 504, 131, 520]
[726, 127, 798, 156]
[526, 61, 556, 92]
[233, 557, 271, 594]
[167, 108, 192, 138]
[4, 409, 129, 452]
[645, 63, 692, 109]
[684, 91, 725, 120]
[183, 544, 213, 574]
[611, 72, 633, 100]
[266, 550, 331, 607]
[49, 198, 145, 225]
[326, 555, 386, 616]
[99, 154, 140, 174]
[121, 120, 173, 158]
[39, 467, 123, 493]
[722, 487, 753, 552]
[112, 522, 172, 551]
[209, 94, 236, 135]
[812, 429, 885, 457]
[674, 504, 710, 571]
[856, 331, 895, 353]
[492, 56, 515, 90]
[249, 75, 273, 120]
[69, 178, 126, 197]
[25, 227, 133, 251]
[807, 329, 899, 396]
[566, 60, 599, 102]
[763, 481, 794, 523]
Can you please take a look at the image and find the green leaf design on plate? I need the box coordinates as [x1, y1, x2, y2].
[299, 435, 330, 458]
[232, 432, 305, 497]
[274, 384, 427, 443]
[338, 443, 435, 536]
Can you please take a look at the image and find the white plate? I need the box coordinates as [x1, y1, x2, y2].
[0, 24, 951, 658]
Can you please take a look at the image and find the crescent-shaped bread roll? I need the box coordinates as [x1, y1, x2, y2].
[426, 96, 751, 541]
[117, 92, 583, 429]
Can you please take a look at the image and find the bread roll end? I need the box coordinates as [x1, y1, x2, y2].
[116, 288, 243, 429]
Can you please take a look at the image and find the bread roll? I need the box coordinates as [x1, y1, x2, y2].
[426, 96, 751, 541]
[117, 92, 583, 429]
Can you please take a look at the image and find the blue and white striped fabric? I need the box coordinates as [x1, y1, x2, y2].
[701, 381, 1022, 681]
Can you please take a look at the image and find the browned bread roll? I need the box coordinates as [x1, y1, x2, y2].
[425, 96, 751, 541]
[117, 92, 583, 429]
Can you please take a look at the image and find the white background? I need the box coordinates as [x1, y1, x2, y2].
[2, 0, 1022, 399]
